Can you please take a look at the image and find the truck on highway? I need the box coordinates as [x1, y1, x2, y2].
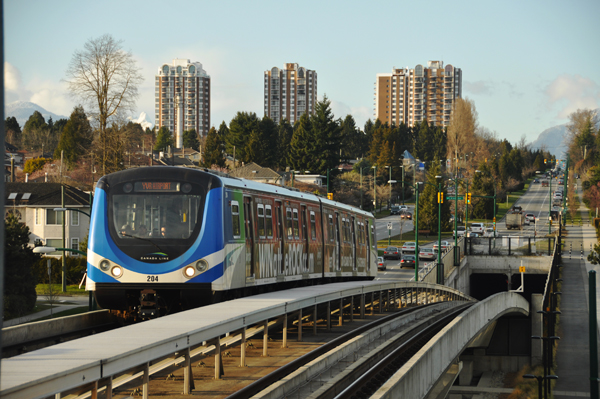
[506, 210, 524, 230]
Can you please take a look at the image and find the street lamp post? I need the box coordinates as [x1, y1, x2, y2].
[421, 178, 443, 284]
[401, 164, 405, 205]
[385, 166, 394, 209]
[372, 166, 377, 213]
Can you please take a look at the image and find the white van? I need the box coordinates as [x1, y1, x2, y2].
[470, 223, 485, 234]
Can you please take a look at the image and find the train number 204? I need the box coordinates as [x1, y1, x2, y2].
[147, 275, 159, 282]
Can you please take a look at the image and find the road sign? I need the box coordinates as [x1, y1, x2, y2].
[387, 222, 392, 230]
[519, 266, 526, 273]
[446, 196, 464, 200]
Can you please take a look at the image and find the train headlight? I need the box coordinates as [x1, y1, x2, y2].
[100, 260, 111, 271]
[195, 260, 208, 272]
[111, 266, 123, 278]
[184, 266, 195, 278]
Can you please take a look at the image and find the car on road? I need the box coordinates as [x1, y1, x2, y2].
[470, 223, 485, 234]
[453, 226, 467, 238]
[511, 205, 522, 212]
[433, 241, 451, 252]
[400, 254, 416, 268]
[525, 213, 536, 222]
[402, 241, 416, 253]
[533, 179, 540, 183]
[419, 247, 436, 260]
[542, 181, 549, 187]
[484, 227, 495, 237]
[400, 211, 412, 220]
[377, 256, 386, 271]
[399, 205, 408, 211]
[390, 205, 401, 215]
[383, 246, 400, 260]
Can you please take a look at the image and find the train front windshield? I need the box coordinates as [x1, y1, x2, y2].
[111, 181, 203, 242]
[112, 194, 202, 239]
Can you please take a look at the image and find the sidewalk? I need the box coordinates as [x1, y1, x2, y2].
[3, 295, 89, 328]
[553, 179, 599, 398]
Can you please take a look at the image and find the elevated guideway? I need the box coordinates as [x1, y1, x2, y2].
[1, 270, 536, 399]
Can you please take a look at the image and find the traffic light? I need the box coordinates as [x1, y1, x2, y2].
[544, 159, 547, 163]
[327, 193, 333, 200]
[438, 192, 444, 203]
[466, 192, 472, 204]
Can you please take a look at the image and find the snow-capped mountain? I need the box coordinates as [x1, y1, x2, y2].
[5, 101, 67, 128]
[129, 112, 153, 131]
[529, 124, 568, 158]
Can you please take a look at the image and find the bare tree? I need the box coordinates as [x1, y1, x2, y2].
[65, 34, 143, 174]
[446, 98, 478, 169]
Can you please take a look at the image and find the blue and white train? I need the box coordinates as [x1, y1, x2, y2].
[87, 166, 377, 318]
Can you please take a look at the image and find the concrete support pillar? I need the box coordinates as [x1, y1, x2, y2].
[298, 309, 303, 342]
[350, 296, 354, 322]
[263, 319, 269, 357]
[214, 338, 222, 380]
[183, 347, 195, 394]
[241, 327, 247, 366]
[282, 315, 287, 348]
[339, 298, 344, 326]
[507, 273, 512, 291]
[379, 291, 383, 313]
[105, 377, 112, 399]
[370, 292, 374, 315]
[327, 302, 331, 330]
[313, 305, 318, 335]
[143, 362, 150, 397]
[386, 290, 390, 311]
[360, 294, 365, 318]
[531, 293, 544, 366]
[458, 359, 473, 386]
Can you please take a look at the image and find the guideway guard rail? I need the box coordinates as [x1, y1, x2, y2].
[1, 281, 473, 399]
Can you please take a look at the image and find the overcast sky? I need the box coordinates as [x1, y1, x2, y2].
[4, 0, 600, 150]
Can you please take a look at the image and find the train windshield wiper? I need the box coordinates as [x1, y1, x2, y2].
[121, 233, 165, 253]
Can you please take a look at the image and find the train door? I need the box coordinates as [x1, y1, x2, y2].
[351, 216, 357, 270]
[301, 205, 308, 272]
[335, 212, 341, 271]
[276, 201, 284, 275]
[244, 196, 254, 279]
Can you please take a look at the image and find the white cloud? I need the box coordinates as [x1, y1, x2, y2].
[464, 80, 493, 96]
[545, 74, 600, 119]
[28, 79, 73, 117]
[4, 61, 22, 92]
[329, 99, 372, 130]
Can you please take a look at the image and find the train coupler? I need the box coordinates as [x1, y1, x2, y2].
[139, 289, 160, 318]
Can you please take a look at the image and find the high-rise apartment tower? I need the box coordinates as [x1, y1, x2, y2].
[155, 59, 210, 147]
[375, 61, 461, 127]
[264, 63, 317, 124]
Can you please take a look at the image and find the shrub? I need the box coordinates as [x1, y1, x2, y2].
[24, 157, 50, 174]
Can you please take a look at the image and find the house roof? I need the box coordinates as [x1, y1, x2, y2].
[160, 156, 196, 166]
[5, 183, 90, 207]
[173, 148, 201, 156]
[229, 162, 281, 180]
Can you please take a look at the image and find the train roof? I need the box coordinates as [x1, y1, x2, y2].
[98, 166, 373, 218]
[217, 171, 373, 218]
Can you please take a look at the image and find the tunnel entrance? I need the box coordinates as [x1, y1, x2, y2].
[470, 273, 547, 301]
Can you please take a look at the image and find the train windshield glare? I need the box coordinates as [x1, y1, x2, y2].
[112, 194, 202, 239]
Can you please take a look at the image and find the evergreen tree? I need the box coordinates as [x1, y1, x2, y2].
[202, 127, 226, 168]
[5, 116, 22, 145]
[227, 112, 259, 165]
[183, 129, 200, 151]
[311, 95, 341, 175]
[414, 120, 433, 163]
[256, 116, 279, 168]
[154, 126, 174, 151]
[340, 115, 365, 161]
[289, 113, 315, 172]
[278, 119, 293, 169]
[470, 163, 496, 220]
[4, 214, 39, 319]
[54, 106, 93, 168]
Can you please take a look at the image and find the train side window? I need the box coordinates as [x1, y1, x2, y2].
[231, 201, 241, 239]
[286, 207, 293, 238]
[371, 224, 375, 248]
[257, 204, 265, 238]
[328, 214, 333, 242]
[310, 211, 316, 240]
[265, 205, 273, 238]
[293, 208, 299, 239]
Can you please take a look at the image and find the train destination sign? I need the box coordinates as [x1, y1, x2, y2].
[134, 182, 181, 192]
